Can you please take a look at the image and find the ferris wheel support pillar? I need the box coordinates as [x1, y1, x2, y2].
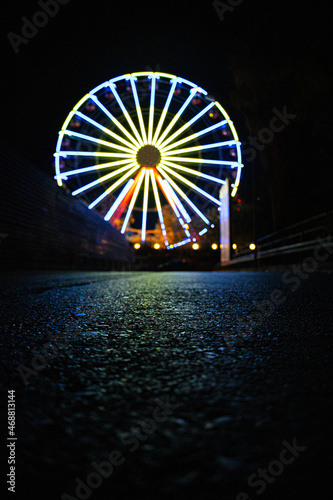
[220, 178, 230, 265]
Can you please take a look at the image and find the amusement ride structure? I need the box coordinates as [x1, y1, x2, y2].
[54, 71, 243, 248]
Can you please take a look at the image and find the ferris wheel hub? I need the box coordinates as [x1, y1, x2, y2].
[136, 145, 161, 167]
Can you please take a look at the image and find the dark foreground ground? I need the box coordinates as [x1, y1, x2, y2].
[0, 270, 332, 500]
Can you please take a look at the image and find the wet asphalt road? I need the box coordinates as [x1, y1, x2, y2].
[1, 270, 332, 500]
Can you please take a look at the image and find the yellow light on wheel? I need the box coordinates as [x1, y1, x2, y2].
[134, 243, 141, 249]
[232, 243, 237, 250]
[153, 243, 160, 249]
[192, 243, 199, 250]
[211, 243, 218, 250]
[249, 243, 256, 250]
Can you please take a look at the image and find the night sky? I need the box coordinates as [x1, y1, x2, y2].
[1, 0, 332, 230]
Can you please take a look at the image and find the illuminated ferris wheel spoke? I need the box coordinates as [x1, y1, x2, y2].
[150, 170, 168, 245]
[56, 159, 137, 180]
[141, 170, 150, 242]
[89, 94, 141, 149]
[161, 178, 192, 224]
[159, 180, 181, 220]
[72, 162, 138, 197]
[56, 151, 135, 159]
[104, 170, 142, 223]
[129, 77, 148, 145]
[162, 182, 192, 239]
[88, 164, 139, 209]
[161, 139, 239, 157]
[155, 88, 202, 148]
[104, 179, 135, 221]
[158, 164, 221, 206]
[147, 76, 157, 144]
[108, 83, 145, 147]
[63, 130, 138, 154]
[156, 167, 210, 225]
[74, 111, 138, 152]
[152, 78, 178, 145]
[162, 156, 241, 168]
[156, 177, 189, 239]
[121, 168, 146, 234]
[159, 120, 228, 153]
[161, 160, 226, 185]
[157, 101, 216, 150]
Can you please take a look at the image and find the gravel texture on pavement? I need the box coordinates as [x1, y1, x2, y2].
[0, 270, 332, 500]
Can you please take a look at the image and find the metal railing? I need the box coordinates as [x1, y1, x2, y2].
[228, 210, 333, 265]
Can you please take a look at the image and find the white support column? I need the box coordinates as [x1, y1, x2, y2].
[220, 178, 230, 265]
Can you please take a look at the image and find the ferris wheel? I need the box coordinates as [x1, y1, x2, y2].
[54, 71, 243, 248]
